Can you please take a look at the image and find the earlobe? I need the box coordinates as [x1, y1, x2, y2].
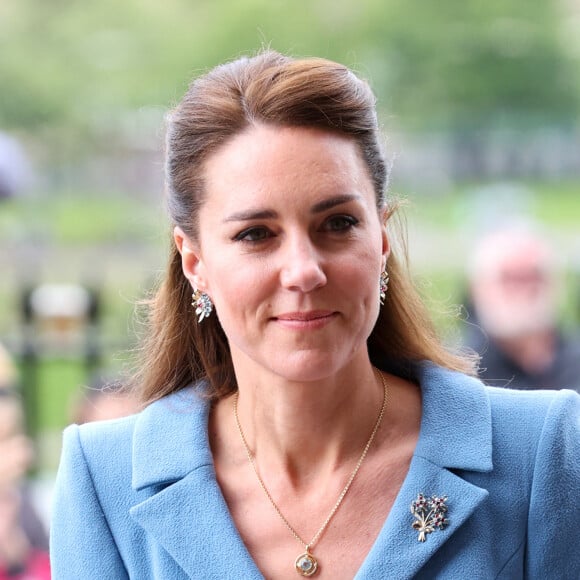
[173, 226, 207, 290]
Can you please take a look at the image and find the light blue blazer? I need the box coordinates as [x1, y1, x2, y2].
[50, 363, 580, 579]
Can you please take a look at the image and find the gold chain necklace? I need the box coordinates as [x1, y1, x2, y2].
[233, 369, 388, 577]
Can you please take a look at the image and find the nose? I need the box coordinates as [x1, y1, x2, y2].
[279, 237, 327, 293]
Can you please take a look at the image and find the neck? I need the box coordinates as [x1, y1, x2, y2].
[224, 360, 385, 489]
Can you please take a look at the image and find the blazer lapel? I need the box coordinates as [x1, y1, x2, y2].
[357, 362, 494, 579]
[129, 386, 263, 578]
[130, 468, 263, 578]
[356, 457, 488, 579]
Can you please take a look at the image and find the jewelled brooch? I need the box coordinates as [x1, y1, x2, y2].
[410, 493, 449, 542]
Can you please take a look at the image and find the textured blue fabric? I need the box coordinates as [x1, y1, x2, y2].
[50, 363, 580, 579]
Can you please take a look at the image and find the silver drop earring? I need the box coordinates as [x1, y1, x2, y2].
[379, 270, 389, 305]
[192, 290, 213, 322]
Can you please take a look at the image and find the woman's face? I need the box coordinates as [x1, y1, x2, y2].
[176, 124, 389, 383]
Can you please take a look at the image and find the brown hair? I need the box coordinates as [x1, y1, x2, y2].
[133, 50, 475, 404]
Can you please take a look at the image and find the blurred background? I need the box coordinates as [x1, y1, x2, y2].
[1, 0, 580, 548]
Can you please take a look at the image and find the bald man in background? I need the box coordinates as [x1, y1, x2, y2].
[465, 224, 580, 392]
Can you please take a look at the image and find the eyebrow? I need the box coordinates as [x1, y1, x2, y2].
[223, 194, 360, 223]
[223, 209, 278, 223]
[311, 194, 360, 213]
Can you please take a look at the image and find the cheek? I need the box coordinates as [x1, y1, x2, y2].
[340, 248, 382, 287]
[208, 260, 272, 314]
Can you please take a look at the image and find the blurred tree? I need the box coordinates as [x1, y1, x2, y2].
[378, 0, 579, 130]
[0, 0, 578, 158]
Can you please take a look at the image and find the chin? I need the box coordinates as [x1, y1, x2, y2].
[266, 352, 348, 383]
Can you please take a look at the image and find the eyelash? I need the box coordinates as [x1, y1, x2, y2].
[233, 226, 272, 243]
[233, 215, 359, 244]
[323, 215, 359, 231]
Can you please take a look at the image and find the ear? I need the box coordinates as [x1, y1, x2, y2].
[173, 227, 209, 292]
[379, 211, 391, 270]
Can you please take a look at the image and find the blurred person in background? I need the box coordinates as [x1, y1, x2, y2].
[465, 223, 580, 392]
[51, 52, 579, 579]
[0, 345, 50, 580]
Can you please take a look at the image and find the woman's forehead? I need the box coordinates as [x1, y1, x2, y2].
[201, 125, 373, 202]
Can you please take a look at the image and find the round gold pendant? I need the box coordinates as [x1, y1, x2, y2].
[295, 552, 318, 576]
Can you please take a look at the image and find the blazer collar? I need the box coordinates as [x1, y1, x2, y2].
[132, 363, 493, 487]
[132, 386, 213, 491]
[412, 362, 493, 472]
[355, 362, 493, 579]
[130, 364, 494, 579]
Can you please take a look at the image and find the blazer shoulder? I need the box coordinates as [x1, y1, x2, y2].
[73, 411, 138, 446]
[485, 386, 579, 462]
[64, 413, 139, 477]
[486, 385, 579, 424]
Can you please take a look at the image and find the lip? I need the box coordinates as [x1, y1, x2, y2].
[273, 310, 337, 329]
[276, 310, 334, 321]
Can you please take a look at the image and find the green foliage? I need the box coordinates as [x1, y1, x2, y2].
[0, 191, 164, 244]
[1, 0, 578, 138]
[376, 0, 579, 129]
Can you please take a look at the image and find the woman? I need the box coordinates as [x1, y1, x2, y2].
[50, 51, 579, 579]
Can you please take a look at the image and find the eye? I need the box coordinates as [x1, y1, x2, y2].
[233, 226, 273, 243]
[322, 215, 359, 232]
